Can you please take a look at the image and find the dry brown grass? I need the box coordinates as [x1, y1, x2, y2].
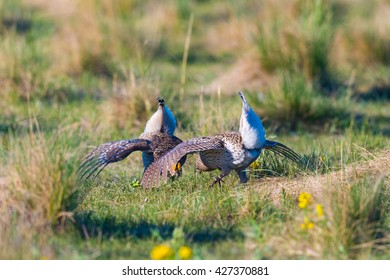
[206, 0, 390, 96]
[333, 2, 390, 73]
[9, 140, 61, 220]
[205, 0, 323, 95]
[23, 0, 180, 76]
[99, 68, 161, 133]
[205, 51, 276, 95]
[202, 2, 256, 56]
[0, 121, 77, 258]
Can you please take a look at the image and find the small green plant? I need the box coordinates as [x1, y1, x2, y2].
[129, 178, 141, 188]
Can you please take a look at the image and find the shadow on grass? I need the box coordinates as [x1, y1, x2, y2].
[73, 211, 244, 243]
[355, 85, 390, 101]
[264, 111, 390, 137]
[0, 122, 17, 135]
[252, 150, 334, 180]
[0, 115, 32, 135]
[1, 17, 32, 33]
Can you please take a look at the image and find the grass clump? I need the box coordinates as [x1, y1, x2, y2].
[0, 120, 79, 258]
[102, 68, 164, 133]
[252, 73, 348, 130]
[254, 0, 350, 128]
[257, 0, 335, 89]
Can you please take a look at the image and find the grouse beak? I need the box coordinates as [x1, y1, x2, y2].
[157, 97, 165, 107]
[238, 92, 246, 102]
[238, 92, 250, 112]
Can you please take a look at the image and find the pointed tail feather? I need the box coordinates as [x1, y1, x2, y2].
[263, 140, 303, 166]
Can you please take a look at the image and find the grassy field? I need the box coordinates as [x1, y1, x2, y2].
[0, 0, 389, 259]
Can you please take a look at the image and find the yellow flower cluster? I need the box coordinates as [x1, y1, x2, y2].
[297, 192, 326, 232]
[150, 244, 193, 260]
[300, 217, 314, 230]
[150, 244, 174, 260]
[178, 246, 193, 260]
[298, 192, 312, 209]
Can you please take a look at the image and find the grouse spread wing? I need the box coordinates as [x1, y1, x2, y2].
[141, 137, 225, 188]
[263, 140, 302, 165]
[77, 139, 151, 181]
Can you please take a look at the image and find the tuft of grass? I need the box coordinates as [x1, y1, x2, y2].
[101, 68, 162, 133]
[345, 177, 390, 258]
[360, 29, 390, 67]
[0, 119, 79, 258]
[338, 3, 390, 70]
[257, 0, 335, 89]
[251, 73, 349, 130]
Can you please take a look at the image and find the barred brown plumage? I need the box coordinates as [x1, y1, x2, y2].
[141, 92, 302, 188]
[77, 97, 186, 181]
[141, 137, 225, 188]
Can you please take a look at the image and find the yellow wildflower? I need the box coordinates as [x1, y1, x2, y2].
[316, 204, 324, 217]
[150, 244, 174, 260]
[298, 200, 308, 209]
[178, 246, 193, 260]
[300, 192, 311, 201]
[300, 217, 314, 230]
[250, 160, 260, 169]
[298, 192, 312, 209]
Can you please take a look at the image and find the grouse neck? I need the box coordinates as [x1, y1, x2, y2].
[143, 102, 176, 136]
[238, 93, 266, 149]
[162, 105, 176, 136]
[144, 105, 164, 134]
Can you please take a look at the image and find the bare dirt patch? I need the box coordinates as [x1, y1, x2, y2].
[205, 52, 276, 95]
[257, 149, 390, 203]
